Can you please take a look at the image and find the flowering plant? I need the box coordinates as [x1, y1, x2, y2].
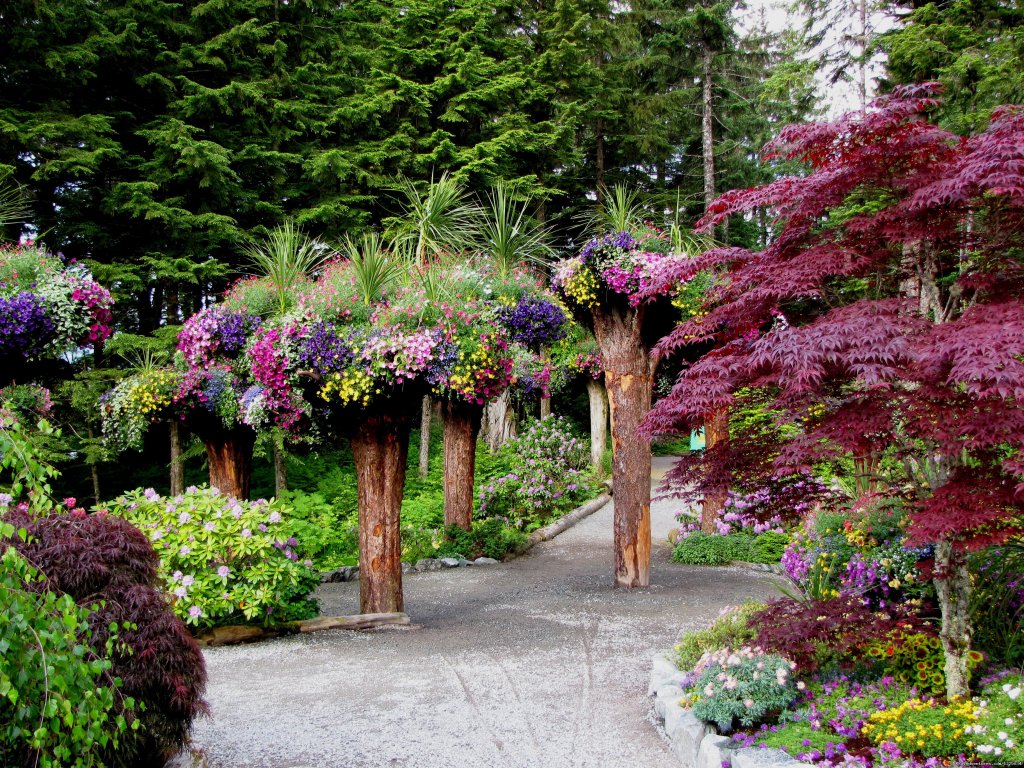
[496, 296, 567, 347]
[177, 306, 262, 367]
[101, 368, 183, 450]
[684, 646, 803, 732]
[477, 417, 596, 528]
[105, 486, 319, 630]
[0, 244, 113, 363]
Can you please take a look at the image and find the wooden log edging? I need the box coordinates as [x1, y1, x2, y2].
[195, 612, 410, 647]
[523, 492, 612, 550]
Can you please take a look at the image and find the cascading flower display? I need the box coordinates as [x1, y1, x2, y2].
[0, 243, 113, 365]
[178, 305, 263, 367]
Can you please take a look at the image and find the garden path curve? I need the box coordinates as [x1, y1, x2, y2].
[192, 457, 785, 767]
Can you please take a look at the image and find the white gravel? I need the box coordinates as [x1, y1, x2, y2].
[191, 457, 785, 767]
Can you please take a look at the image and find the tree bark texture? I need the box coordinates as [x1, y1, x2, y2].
[204, 426, 256, 500]
[273, 434, 288, 496]
[418, 395, 432, 479]
[483, 390, 516, 452]
[540, 396, 552, 420]
[701, 408, 729, 533]
[351, 412, 412, 615]
[702, 43, 717, 239]
[934, 540, 972, 700]
[586, 378, 609, 473]
[442, 399, 483, 530]
[169, 420, 185, 496]
[593, 306, 652, 588]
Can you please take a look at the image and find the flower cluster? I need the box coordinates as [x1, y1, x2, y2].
[0, 245, 113, 362]
[477, 417, 594, 528]
[178, 306, 262, 367]
[862, 697, 979, 758]
[496, 296, 567, 347]
[101, 369, 182, 450]
[683, 646, 803, 733]
[105, 486, 319, 630]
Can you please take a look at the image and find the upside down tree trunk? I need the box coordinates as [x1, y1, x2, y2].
[586, 378, 608, 473]
[483, 390, 516, 452]
[351, 411, 412, 614]
[593, 306, 652, 588]
[169, 420, 185, 496]
[204, 426, 256, 500]
[442, 399, 484, 530]
[418, 395, 432, 479]
[934, 540, 972, 699]
[273, 432, 288, 496]
[701, 408, 729, 533]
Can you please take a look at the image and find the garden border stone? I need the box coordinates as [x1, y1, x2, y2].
[648, 649, 814, 768]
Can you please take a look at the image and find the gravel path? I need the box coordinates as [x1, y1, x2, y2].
[192, 457, 785, 767]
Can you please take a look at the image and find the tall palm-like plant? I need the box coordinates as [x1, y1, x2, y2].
[390, 173, 481, 266]
[343, 232, 405, 306]
[480, 184, 556, 277]
[580, 184, 646, 236]
[244, 221, 328, 315]
[0, 182, 28, 232]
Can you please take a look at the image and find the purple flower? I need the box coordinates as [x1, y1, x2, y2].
[497, 297, 567, 347]
[217, 565, 230, 578]
[188, 605, 202, 618]
[0, 292, 54, 360]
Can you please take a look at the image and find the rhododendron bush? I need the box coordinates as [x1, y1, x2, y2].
[645, 85, 1024, 699]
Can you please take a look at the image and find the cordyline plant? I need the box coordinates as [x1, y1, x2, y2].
[642, 84, 1024, 699]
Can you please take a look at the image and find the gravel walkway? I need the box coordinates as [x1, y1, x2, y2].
[192, 457, 785, 767]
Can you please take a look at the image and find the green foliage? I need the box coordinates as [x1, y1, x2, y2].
[244, 221, 327, 315]
[0, 544, 134, 767]
[0, 407, 59, 506]
[862, 697, 978, 758]
[106, 487, 319, 630]
[755, 720, 836, 756]
[971, 543, 1024, 668]
[867, 631, 983, 697]
[674, 603, 763, 670]
[671, 531, 786, 566]
[672, 531, 736, 565]
[690, 647, 802, 733]
[438, 520, 528, 561]
[276, 489, 359, 570]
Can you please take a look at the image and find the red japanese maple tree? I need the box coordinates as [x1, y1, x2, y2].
[643, 84, 1024, 698]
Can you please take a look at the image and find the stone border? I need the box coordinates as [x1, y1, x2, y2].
[649, 650, 813, 768]
[320, 491, 613, 583]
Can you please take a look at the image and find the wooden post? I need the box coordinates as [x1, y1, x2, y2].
[418, 395, 432, 479]
[169, 420, 185, 496]
[701, 408, 729, 533]
[442, 399, 483, 530]
[586, 378, 608, 473]
[351, 411, 412, 614]
[204, 426, 256, 500]
[483, 390, 516, 452]
[593, 306, 652, 589]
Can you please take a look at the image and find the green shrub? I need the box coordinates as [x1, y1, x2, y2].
[672, 532, 736, 565]
[751, 531, 789, 563]
[438, 520, 528, 561]
[674, 602, 764, 670]
[106, 486, 319, 630]
[0, 544, 134, 767]
[689, 647, 801, 733]
[277, 489, 358, 569]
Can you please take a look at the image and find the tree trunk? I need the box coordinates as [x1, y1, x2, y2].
[853, 451, 880, 496]
[418, 395, 432, 479]
[593, 306, 652, 588]
[702, 43, 717, 239]
[933, 540, 972, 700]
[483, 390, 516, 452]
[273, 432, 288, 496]
[595, 117, 605, 199]
[88, 427, 101, 505]
[351, 412, 412, 615]
[169, 420, 185, 496]
[540, 396, 552, 420]
[586, 378, 608, 473]
[442, 399, 483, 530]
[204, 427, 256, 500]
[701, 408, 729, 533]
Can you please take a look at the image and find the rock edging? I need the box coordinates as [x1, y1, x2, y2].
[649, 650, 813, 768]
[320, 491, 613, 583]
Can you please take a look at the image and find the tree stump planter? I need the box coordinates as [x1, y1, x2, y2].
[199, 425, 256, 500]
[593, 305, 654, 589]
[350, 409, 414, 615]
[442, 399, 483, 530]
[586, 378, 608, 473]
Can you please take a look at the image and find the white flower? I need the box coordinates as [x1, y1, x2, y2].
[1009, 687, 1021, 701]
[999, 732, 1009, 740]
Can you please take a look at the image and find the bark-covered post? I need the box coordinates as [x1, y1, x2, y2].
[593, 306, 653, 588]
[700, 408, 729, 533]
[586, 378, 608, 473]
[202, 424, 256, 500]
[442, 399, 483, 530]
[483, 390, 516, 451]
[351, 410, 413, 614]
